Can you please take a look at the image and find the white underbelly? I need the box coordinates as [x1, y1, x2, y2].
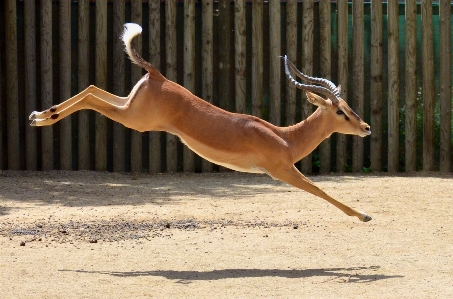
[179, 136, 265, 174]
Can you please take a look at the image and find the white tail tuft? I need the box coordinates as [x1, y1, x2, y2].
[122, 23, 143, 59]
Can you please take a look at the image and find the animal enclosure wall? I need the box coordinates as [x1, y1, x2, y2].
[0, 1, 452, 173]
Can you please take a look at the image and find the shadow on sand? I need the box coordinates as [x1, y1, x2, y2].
[61, 265, 403, 284]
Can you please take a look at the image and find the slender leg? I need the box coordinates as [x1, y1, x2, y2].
[29, 85, 127, 120]
[31, 93, 131, 128]
[269, 165, 371, 222]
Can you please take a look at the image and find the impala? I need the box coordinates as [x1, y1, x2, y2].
[30, 23, 372, 222]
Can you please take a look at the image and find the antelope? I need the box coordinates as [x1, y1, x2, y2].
[30, 23, 372, 222]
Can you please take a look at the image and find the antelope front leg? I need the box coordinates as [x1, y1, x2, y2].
[270, 165, 372, 222]
[29, 85, 127, 121]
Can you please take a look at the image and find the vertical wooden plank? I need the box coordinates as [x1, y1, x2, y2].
[421, 0, 434, 171]
[219, 0, 231, 112]
[6, 0, 20, 170]
[235, 0, 246, 115]
[300, 0, 314, 174]
[201, 0, 214, 172]
[352, 0, 364, 172]
[59, 0, 72, 170]
[405, 0, 417, 172]
[252, 0, 263, 118]
[318, 0, 331, 174]
[387, 0, 399, 172]
[131, 0, 143, 173]
[112, 0, 126, 172]
[149, 0, 162, 173]
[269, 0, 281, 126]
[78, 0, 90, 170]
[439, 0, 451, 172]
[95, 0, 108, 171]
[370, 1, 383, 172]
[24, 0, 37, 170]
[41, 0, 54, 170]
[336, 0, 348, 172]
[285, 0, 297, 126]
[165, 0, 178, 172]
[183, 0, 195, 172]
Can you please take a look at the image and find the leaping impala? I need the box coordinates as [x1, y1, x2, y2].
[30, 23, 372, 222]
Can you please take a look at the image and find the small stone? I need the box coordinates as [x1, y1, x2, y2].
[20, 241, 25, 246]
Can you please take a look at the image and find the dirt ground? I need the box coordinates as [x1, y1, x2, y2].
[0, 170, 452, 298]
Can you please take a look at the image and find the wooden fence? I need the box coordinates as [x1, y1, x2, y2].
[0, 1, 452, 173]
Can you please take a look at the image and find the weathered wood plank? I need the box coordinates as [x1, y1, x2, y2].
[370, 0, 383, 172]
[318, 0, 331, 174]
[112, 0, 126, 172]
[78, 0, 91, 170]
[59, 0, 72, 170]
[336, 0, 348, 172]
[131, 0, 143, 173]
[219, 0, 231, 114]
[235, 0, 246, 115]
[183, 0, 196, 172]
[301, 0, 314, 174]
[149, 0, 162, 173]
[201, 0, 214, 173]
[165, 0, 178, 172]
[387, 0, 399, 172]
[24, 0, 37, 170]
[352, 0, 364, 172]
[41, 0, 54, 170]
[6, 0, 20, 170]
[439, 0, 451, 172]
[269, 0, 281, 126]
[421, 0, 435, 171]
[405, 0, 417, 172]
[252, 0, 263, 118]
[285, 0, 297, 126]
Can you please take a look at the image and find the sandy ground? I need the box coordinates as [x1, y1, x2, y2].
[0, 170, 452, 298]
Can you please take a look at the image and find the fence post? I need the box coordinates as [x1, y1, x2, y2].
[405, 0, 417, 172]
[59, 0, 72, 170]
[387, 0, 400, 172]
[131, 0, 143, 173]
[439, 0, 451, 172]
[95, 0, 108, 171]
[183, 0, 196, 172]
[112, 0, 126, 172]
[336, 0, 348, 172]
[166, 0, 178, 172]
[252, 0, 263, 118]
[149, 0, 162, 173]
[352, 0, 364, 172]
[421, 0, 435, 171]
[318, 0, 332, 174]
[370, 1, 383, 172]
[24, 0, 37, 170]
[235, 0, 246, 115]
[285, 0, 297, 126]
[301, 0, 314, 174]
[269, 1, 281, 127]
[41, 0, 54, 170]
[201, 0, 214, 173]
[78, 0, 90, 170]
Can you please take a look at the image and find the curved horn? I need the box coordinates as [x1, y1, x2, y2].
[285, 57, 341, 98]
[282, 56, 339, 103]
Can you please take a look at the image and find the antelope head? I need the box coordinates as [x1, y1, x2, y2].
[282, 55, 371, 138]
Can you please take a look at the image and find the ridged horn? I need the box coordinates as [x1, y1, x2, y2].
[282, 55, 339, 104]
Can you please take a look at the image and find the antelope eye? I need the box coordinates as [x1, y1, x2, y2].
[336, 110, 344, 115]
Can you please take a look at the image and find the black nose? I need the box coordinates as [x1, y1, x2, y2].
[365, 126, 371, 132]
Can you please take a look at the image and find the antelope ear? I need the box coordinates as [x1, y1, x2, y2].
[305, 91, 328, 109]
[337, 85, 342, 95]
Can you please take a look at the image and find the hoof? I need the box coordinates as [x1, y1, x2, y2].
[362, 214, 372, 222]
